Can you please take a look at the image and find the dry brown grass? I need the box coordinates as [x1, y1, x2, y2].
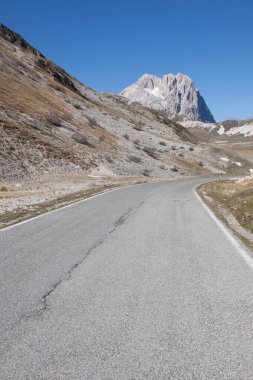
[198, 178, 253, 250]
[0, 36, 121, 183]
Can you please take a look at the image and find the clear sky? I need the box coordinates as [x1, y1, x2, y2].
[1, 0, 253, 121]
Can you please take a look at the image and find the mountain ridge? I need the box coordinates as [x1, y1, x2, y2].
[120, 73, 215, 123]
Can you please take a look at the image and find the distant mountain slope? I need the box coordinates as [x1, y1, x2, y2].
[218, 119, 253, 137]
[180, 118, 253, 139]
[120, 73, 215, 123]
[0, 24, 248, 183]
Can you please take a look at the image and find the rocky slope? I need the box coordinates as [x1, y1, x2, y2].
[120, 73, 215, 123]
[0, 24, 248, 184]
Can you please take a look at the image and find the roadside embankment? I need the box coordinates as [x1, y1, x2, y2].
[197, 175, 253, 250]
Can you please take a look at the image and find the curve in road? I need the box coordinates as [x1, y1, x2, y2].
[1, 177, 253, 379]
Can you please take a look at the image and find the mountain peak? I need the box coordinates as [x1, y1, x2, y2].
[120, 73, 215, 123]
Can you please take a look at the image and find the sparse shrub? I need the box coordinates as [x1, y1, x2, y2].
[53, 84, 66, 93]
[99, 135, 105, 141]
[133, 124, 143, 131]
[159, 141, 166, 146]
[133, 139, 140, 145]
[36, 58, 47, 69]
[171, 145, 177, 150]
[135, 145, 141, 150]
[62, 114, 73, 122]
[46, 112, 62, 127]
[143, 146, 158, 159]
[123, 133, 129, 140]
[73, 103, 83, 110]
[142, 169, 151, 177]
[128, 155, 142, 163]
[171, 167, 179, 172]
[198, 161, 204, 167]
[180, 146, 185, 149]
[31, 121, 41, 131]
[72, 133, 95, 148]
[160, 164, 166, 170]
[87, 116, 100, 128]
[189, 147, 194, 151]
[179, 153, 184, 157]
[106, 156, 113, 163]
[0, 186, 8, 192]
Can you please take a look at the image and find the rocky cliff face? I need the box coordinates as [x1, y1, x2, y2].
[120, 73, 215, 123]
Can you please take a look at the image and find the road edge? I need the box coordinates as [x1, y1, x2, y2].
[194, 185, 253, 272]
[0, 183, 140, 232]
[1, 176, 196, 232]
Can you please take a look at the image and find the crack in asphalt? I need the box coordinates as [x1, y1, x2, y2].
[21, 202, 145, 321]
[38, 207, 133, 312]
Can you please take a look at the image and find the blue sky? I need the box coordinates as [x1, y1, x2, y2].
[1, 0, 253, 121]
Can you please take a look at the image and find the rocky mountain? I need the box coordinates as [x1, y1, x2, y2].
[0, 23, 249, 185]
[120, 73, 215, 123]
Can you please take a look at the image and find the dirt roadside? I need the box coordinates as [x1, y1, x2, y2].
[197, 176, 253, 251]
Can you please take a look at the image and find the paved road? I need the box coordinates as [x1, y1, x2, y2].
[1, 177, 253, 379]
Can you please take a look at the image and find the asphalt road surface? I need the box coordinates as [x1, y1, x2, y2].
[1, 177, 253, 379]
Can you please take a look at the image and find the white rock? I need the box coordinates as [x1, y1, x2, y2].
[226, 123, 253, 137]
[120, 73, 215, 123]
[220, 157, 229, 162]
